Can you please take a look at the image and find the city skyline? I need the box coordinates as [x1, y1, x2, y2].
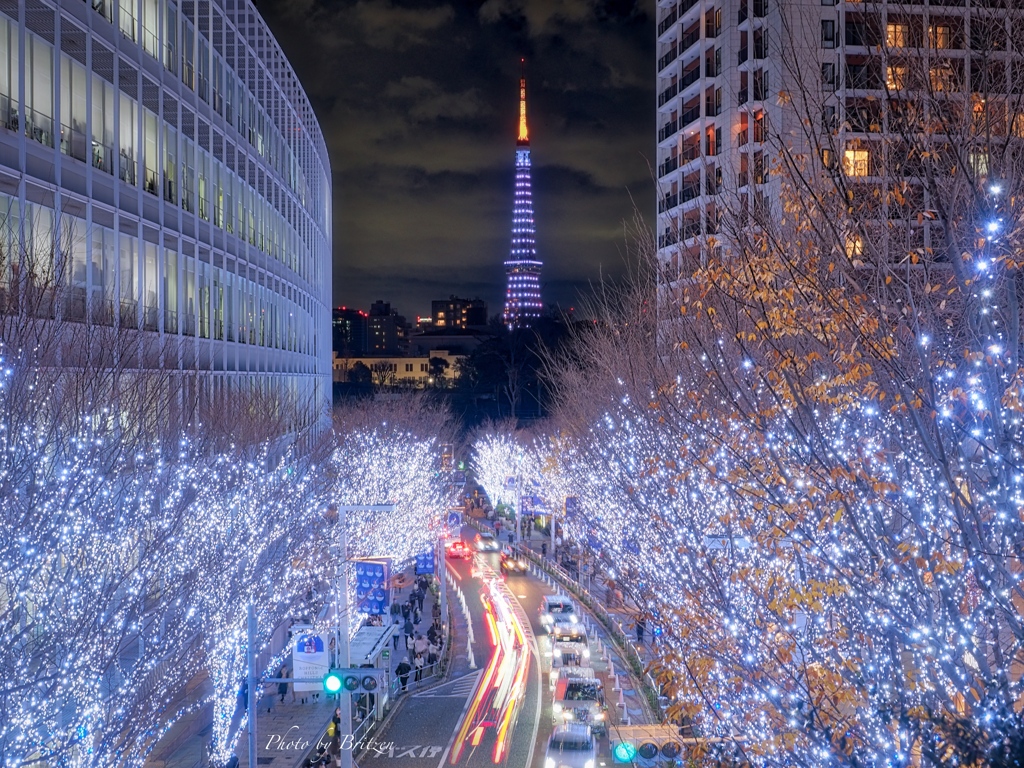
[255, 0, 656, 318]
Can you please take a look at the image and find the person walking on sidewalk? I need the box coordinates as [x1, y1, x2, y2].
[396, 657, 412, 692]
[278, 665, 291, 703]
[414, 633, 429, 658]
[414, 653, 426, 682]
[636, 616, 646, 645]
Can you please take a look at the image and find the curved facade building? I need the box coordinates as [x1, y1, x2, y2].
[0, 0, 331, 432]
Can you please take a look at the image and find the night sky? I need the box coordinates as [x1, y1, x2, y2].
[255, 0, 655, 321]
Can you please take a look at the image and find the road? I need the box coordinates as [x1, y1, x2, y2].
[360, 525, 591, 768]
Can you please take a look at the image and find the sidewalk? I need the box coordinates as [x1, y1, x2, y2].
[149, 567, 453, 768]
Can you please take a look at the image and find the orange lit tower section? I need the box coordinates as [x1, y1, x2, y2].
[503, 62, 543, 329]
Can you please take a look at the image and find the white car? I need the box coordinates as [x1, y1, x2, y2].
[544, 725, 595, 768]
[540, 595, 577, 634]
[550, 665, 597, 693]
[474, 530, 500, 552]
[552, 676, 606, 735]
[550, 634, 591, 669]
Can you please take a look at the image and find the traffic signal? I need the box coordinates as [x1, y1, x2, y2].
[323, 668, 385, 695]
[610, 726, 682, 765]
[609, 727, 748, 767]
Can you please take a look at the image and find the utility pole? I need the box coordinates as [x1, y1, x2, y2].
[247, 605, 257, 768]
[336, 505, 352, 768]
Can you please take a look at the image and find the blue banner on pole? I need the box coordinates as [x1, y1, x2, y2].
[354, 559, 390, 615]
[415, 550, 436, 575]
[565, 496, 579, 520]
[447, 511, 462, 528]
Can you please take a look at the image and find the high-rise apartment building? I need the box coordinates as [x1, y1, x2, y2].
[367, 300, 409, 356]
[0, 0, 331, 432]
[432, 295, 487, 330]
[655, 0, 1021, 281]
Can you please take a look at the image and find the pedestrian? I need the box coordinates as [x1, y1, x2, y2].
[278, 665, 290, 703]
[427, 642, 439, 675]
[414, 633, 429, 657]
[432, 602, 441, 622]
[416, 589, 425, 613]
[413, 604, 421, 625]
[541, 542, 547, 557]
[495, 520, 501, 534]
[427, 624, 439, 646]
[404, 616, 415, 639]
[396, 657, 412, 692]
[414, 653, 425, 682]
[636, 616, 646, 645]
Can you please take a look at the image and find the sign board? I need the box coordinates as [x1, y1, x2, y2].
[292, 627, 330, 692]
[565, 496, 579, 520]
[447, 511, 462, 528]
[453, 471, 467, 485]
[353, 559, 390, 615]
[415, 549, 435, 575]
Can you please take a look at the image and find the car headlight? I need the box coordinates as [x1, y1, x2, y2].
[552, 703, 562, 713]
[545, 759, 556, 768]
[518, 560, 526, 568]
[570, 616, 578, 624]
[594, 712, 604, 721]
[583, 648, 591, 659]
[585, 760, 595, 768]
[563, 710, 574, 720]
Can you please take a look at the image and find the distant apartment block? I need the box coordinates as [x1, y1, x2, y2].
[431, 296, 487, 330]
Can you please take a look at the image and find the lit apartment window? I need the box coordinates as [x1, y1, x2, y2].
[846, 233, 864, 258]
[930, 65, 953, 91]
[843, 148, 870, 176]
[886, 65, 907, 90]
[969, 150, 989, 177]
[929, 24, 951, 49]
[822, 20, 836, 49]
[886, 23, 907, 48]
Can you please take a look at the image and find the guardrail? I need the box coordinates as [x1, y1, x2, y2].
[464, 519, 664, 724]
[520, 547, 664, 724]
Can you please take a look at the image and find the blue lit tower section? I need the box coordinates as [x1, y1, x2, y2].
[503, 66, 543, 329]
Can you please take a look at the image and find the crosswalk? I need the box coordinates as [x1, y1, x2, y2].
[412, 670, 482, 698]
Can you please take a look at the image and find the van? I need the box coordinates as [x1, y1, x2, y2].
[540, 595, 580, 637]
[552, 676, 606, 734]
[550, 665, 598, 693]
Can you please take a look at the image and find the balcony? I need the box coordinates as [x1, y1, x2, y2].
[682, 221, 701, 240]
[739, 88, 748, 105]
[659, 119, 679, 141]
[681, 183, 701, 203]
[659, 193, 679, 213]
[658, 82, 679, 107]
[681, 27, 700, 53]
[680, 0, 700, 15]
[738, 171, 749, 187]
[659, 156, 680, 178]
[658, 7, 678, 35]
[739, 3, 748, 23]
[659, 231, 679, 248]
[738, 129, 749, 146]
[753, 0, 768, 17]
[658, 44, 679, 72]
[680, 67, 701, 90]
[738, 47, 748, 65]
[681, 104, 701, 128]
[60, 123, 88, 163]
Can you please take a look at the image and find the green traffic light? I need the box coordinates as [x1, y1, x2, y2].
[613, 742, 637, 763]
[323, 671, 343, 694]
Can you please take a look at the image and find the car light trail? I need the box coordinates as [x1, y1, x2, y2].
[449, 571, 531, 765]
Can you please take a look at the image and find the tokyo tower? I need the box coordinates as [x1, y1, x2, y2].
[503, 61, 543, 329]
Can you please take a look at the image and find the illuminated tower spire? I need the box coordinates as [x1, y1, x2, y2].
[503, 60, 543, 329]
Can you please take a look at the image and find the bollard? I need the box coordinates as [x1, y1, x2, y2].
[617, 687, 625, 707]
[612, 674, 621, 692]
[623, 711, 631, 726]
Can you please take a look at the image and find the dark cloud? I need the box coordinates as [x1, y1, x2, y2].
[255, 0, 654, 319]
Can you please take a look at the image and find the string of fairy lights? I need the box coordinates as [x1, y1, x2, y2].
[0, 363, 455, 767]
[471, 180, 1024, 765]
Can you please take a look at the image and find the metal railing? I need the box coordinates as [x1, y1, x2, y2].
[519, 547, 663, 723]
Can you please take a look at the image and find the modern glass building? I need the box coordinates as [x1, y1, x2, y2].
[0, 0, 331, 433]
